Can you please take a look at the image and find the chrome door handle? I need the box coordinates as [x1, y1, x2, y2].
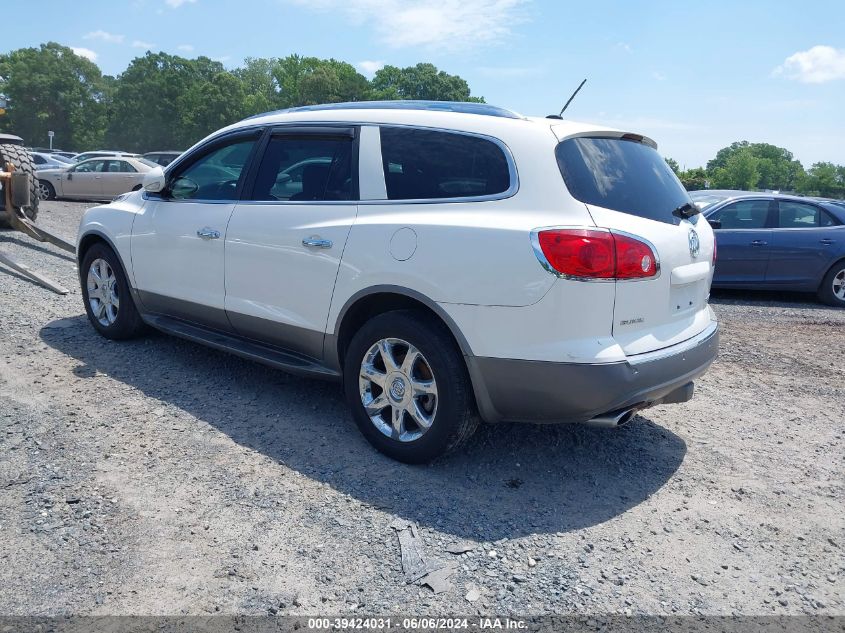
[750, 240, 768, 246]
[302, 237, 333, 248]
[820, 239, 834, 245]
[197, 228, 221, 240]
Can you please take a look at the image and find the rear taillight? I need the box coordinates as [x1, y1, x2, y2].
[533, 229, 658, 280]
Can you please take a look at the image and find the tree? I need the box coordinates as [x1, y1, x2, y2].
[707, 141, 801, 191]
[371, 63, 484, 102]
[106, 52, 229, 151]
[0, 44, 486, 151]
[235, 57, 281, 116]
[272, 55, 369, 108]
[799, 162, 845, 198]
[710, 148, 759, 190]
[0, 42, 109, 150]
[665, 157, 680, 175]
[679, 167, 708, 191]
[178, 71, 247, 143]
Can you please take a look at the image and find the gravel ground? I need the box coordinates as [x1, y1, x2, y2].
[0, 201, 843, 617]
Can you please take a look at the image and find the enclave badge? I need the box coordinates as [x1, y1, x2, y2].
[688, 228, 700, 258]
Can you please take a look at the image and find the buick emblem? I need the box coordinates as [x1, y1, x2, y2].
[688, 229, 700, 258]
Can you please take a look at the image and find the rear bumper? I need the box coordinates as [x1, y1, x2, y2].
[466, 322, 719, 424]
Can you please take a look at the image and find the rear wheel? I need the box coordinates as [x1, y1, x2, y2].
[0, 143, 40, 227]
[818, 260, 845, 307]
[80, 242, 148, 339]
[343, 310, 478, 463]
[37, 180, 56, 201]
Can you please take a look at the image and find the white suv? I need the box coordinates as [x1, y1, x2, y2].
[76, 101, 719, 463]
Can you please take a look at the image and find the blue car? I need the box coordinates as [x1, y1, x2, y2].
[690, 190, 845, 307]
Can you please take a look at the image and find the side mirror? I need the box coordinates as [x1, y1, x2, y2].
[708, 219, 721, 229]
[143, 166, 166, 193]
[169, 176, 199, 199]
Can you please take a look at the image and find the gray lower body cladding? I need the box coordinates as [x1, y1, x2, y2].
[466, 326, 719, 424]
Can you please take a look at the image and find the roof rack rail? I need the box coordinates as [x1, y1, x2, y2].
[244, 100, 524, 121]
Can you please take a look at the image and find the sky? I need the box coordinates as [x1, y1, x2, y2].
[3, 0, 845, 168]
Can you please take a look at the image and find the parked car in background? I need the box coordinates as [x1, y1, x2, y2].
[691, 190, 845, 306]
[30, 151, 74, 170]
[142, 151, 182, 167]
[36, 156, 156, 201]
[75, 100, 718, 462]
[52, 151, 79, 161]
[73, 150, 140, 162]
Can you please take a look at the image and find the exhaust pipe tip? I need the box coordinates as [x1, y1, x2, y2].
[585, 407, 638, 429]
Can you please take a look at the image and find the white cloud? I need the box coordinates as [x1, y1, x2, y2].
[177, 44, 195, 52]
[83, 30, 124, 44]
[211, 55, 231, 63]
[71, 47, 98, 62]
[652, 71, 667, 81]
[356, 60, 385, 76]
[132, 40, 155, 49]
[773, 45, 845, 84]
[289, 0, 529, 51]
[614, 41, 632, 53]
[165, 0, 197, 6]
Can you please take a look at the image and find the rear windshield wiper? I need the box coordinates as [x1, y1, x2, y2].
[672, 201, 700, 219]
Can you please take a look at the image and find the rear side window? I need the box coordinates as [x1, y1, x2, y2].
[556, 137, 690, 224]
[379, 127, 511, 200]
[776, 201, 840, 228]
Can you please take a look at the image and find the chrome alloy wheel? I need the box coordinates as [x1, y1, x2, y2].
[358, 338, 438, 442]
[833, 269, 845, 301]
[87, 258, 120, 327]
[36, 181, 51, 200]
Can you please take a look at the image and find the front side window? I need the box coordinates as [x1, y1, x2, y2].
[711, 200, 773, 229]
[379, 127, 511, 200]
[249, 135, 354, 201]
[168, 138, 257, 201]
[556, 137, 690, 224]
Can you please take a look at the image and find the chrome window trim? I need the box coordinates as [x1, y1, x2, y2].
[529, 225, 662, 283]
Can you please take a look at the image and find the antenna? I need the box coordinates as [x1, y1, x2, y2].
[559, 78, 587, 117]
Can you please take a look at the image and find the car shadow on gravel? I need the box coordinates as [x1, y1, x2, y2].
[41, 315, 686, 541]
[709, 288, 828, 309]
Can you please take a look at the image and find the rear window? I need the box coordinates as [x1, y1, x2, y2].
[556, 137, 690, 224]
[379, 127, 511, 200]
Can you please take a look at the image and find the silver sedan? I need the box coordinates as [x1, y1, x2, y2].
[36, 157, 157, 201]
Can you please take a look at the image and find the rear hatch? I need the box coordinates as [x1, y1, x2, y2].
[554, 133, 715, 356]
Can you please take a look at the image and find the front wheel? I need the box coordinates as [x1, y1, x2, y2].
[80, 243, 148, 339]
[343, 310, 478, 464]
[818, 260, 845, 307]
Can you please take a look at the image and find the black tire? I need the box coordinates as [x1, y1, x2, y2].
[80, 242, 148, 340]
[818, 259, 845, 307]
[38, 179, 56, 201]
[343, 310, 479, 463]
[0, 143, 40, 227]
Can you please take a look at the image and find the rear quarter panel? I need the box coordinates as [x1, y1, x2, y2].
[327, 123, 595, 334]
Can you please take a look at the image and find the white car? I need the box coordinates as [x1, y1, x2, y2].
[37, 156, 156, 201]
[75, 101, 719, 463]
